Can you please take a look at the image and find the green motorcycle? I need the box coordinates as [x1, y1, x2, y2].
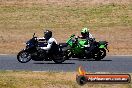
[64, 34, 109, 61]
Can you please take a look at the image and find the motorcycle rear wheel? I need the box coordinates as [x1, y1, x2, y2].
[52, 54, 66, 64]
[17, 50, 31, 63]
[93, 48, 106, 61]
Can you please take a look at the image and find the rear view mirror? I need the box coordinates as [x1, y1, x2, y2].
[33, 33, 35, 37]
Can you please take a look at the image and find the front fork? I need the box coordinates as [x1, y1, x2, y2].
[65, 50, 72, 59]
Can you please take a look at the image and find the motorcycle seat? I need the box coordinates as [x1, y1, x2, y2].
[59, 43, 68, 48]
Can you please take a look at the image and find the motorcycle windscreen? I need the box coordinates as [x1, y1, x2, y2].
[66, 40, 73, 47]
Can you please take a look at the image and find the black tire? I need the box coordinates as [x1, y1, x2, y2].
[93, 49, 106, 61]
[100, 48, 106, 59]
[17, 50, 31, 63]
[52, 54, 66, 64]
[76, 76, 87, 85]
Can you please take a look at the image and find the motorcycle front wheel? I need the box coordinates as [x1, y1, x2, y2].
[17, 50, 31, 63]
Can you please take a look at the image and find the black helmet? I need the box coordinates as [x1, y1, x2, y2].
[44, 30, 52, 40]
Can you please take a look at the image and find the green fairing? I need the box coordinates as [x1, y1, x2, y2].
[66, 35, 75, 46]
[99, 45, 105, 48]
[99, 41, 107, 48]
[73, 40, 88, 54]
[66, 35, 88, 54]
[66, 38, 73, 46]
[78, 39, 88, 47]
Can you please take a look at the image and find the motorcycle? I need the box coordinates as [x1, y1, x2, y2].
[17, 33, 66, 63]
[64, 34, 109, 61]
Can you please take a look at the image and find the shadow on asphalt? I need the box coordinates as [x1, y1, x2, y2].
[69, 59, 112, 61]
[33, 62, 75, 64]
[78, 59, 112, 61]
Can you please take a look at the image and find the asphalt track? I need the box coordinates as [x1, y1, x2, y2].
[0, 55, 132, 72]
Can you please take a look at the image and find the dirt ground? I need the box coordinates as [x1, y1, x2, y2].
[0, 27, 131, 55]
[0, 0, 132, 55]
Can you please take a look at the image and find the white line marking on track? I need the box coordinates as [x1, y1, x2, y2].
[0, 54, 9, 55]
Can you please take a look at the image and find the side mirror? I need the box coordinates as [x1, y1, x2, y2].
[71, 34, 75, 38]
[33, 33, 35, 37]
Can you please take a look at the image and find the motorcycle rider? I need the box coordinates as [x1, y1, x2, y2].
[78, 27, 94, 48]
[37, 30, 57, 52]
[79, 27, 93, 39]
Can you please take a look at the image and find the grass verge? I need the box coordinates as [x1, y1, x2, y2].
[0, 71, 132, 88]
